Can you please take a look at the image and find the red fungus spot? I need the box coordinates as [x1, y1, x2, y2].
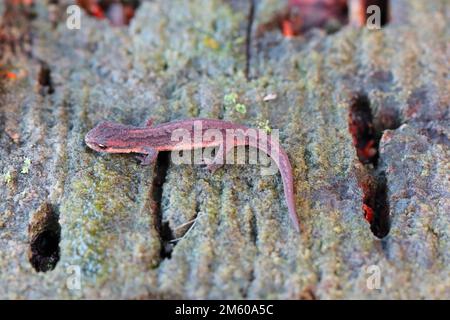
[123, 4, 136, 25]
[362, 204, 374, 223]
[258, 0, 348, 37]
[76, 0, 140, 26]
[90, 3, 106, 19]
[361, 139, 377, 160]
[282, 19, 295, 37]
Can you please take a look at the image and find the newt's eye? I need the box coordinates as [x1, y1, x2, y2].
[98, 144, 107, 149]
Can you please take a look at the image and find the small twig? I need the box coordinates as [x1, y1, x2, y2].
[173, 215, 199, 231]
[169, 212, 204, 243]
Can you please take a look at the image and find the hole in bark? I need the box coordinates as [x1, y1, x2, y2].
[151, 152, 174, 259]
[76, 0, 140, 26]
[257, 0, 349, 37]
[369, 174, 390, 237]
[28, 203, 61, 272]
[349, 0, 390, 27]
[348, 94, 390, 238]
[38, 62, 54, 95]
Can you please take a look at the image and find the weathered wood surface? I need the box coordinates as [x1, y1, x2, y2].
[0, 0, 448, 299]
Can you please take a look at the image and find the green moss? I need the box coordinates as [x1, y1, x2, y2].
[134, 0, 245, 77]
[60, 160, 137, 282]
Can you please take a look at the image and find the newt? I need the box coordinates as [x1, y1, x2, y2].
[85, 118, 300, 232]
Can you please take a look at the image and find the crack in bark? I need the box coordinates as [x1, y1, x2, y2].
[245, 0, 256, 81]
[349, 94, 394, 238]
[242, 205, 257, 299]
[151, 152, 173, 259]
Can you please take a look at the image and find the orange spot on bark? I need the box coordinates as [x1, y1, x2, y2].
[6, 71, 17, 79]
[0, 71, 18, 80]
[11, 0, 33, 5]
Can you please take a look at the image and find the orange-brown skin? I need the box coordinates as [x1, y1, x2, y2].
[85, 118, 300, 232]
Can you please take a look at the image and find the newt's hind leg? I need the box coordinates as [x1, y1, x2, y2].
[136, 147, 158, 165]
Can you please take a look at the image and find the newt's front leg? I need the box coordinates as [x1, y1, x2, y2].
[136, 147, 158, 165]
[206, 144, 230, 173]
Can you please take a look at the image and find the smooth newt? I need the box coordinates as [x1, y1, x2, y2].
[85, 118, 300, 232]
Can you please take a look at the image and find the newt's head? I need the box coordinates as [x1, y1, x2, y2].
[85, 121, 140, 153]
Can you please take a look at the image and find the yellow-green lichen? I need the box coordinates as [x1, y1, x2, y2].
[3, 170, 12, 184]
[234, 103, 247, 114]
[257, 120, 272, 134]
[20, 158, 31, 174]
[223, 92, 238, 106]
